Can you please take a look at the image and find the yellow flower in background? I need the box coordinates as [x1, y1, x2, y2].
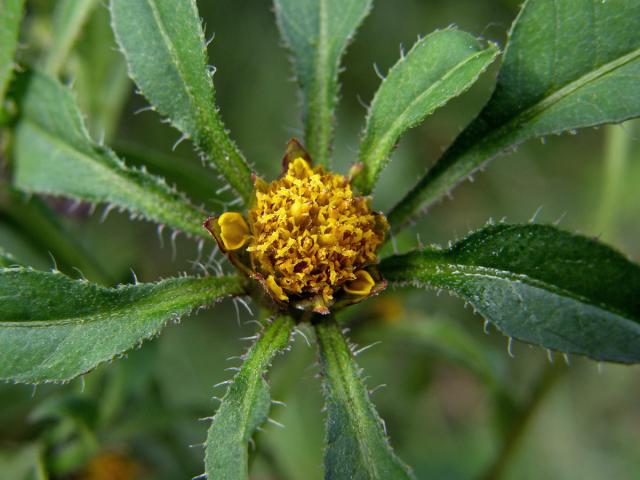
[79, 452, 142, 480]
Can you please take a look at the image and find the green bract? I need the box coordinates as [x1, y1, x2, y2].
[1, 0, 639, 478]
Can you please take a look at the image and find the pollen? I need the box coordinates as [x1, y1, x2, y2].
[247, 157, 387, 303]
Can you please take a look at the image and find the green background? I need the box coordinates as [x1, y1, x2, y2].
[1, 0, 639, 478]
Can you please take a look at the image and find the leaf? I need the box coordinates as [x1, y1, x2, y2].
[315, 318, 414, 480]
[43, 0, 99, 76]
[204, 315, 294, 480]
[380, 223, 640, 363]
[0, 0, 25, 110]
[73, 4, 131, 142]
[353, 29, 498, 195]
[0, 267, 243, 383]
[110, 0, 253, 202]
[12, 72, 208, 239]
[274, 0, 372, 166]
[0, 443, 47, 480]
[389, 0, 640, 230]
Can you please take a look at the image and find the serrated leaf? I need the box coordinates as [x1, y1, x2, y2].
[353, 29, 498, 195]
[389, 0, 640, 230]
[315, 318, 414, 480]
[110, 0, 253, 202]
[274, 0, 372, 166]
[0, 0, 25, 110]
[43, 0, 99, 76]
[380, 223, 640, 363]
[13, 72, 208, 239]
[0, 267, 243, 383]
[204, 315, 294, 480]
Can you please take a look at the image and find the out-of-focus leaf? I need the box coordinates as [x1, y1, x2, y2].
[315, 318, 414, 480]
[0, 443, 47, 480]
[354, 29, 498, 195]
[389, 0, 640, 230]
[73, 4, 130, 141]
[0, 267, 244, 383]
[380, 223, 640, 363]
[43, 0, 99, 76]
[274, 0, 372, 166]
[0, 0, 25, 111]
[204, 315, 294, 480]
[110, 0, 253, 202]
[13, 72, 208, 239]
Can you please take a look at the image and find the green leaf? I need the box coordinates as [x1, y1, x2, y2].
[13, 72, 208, 239]
[73, 4, 131, 142]
[380, 223, 640, 363]
[0, 0, 25, 110]
[274, 0, 372, 166]
[0, 267, 243, 383]
[110, 0, 253, 202]
[389, 0, 640, 230]
[353, 29, 498, 195]
[43, 0, 99, 76]
[0, 443, 47, 480]
[204, 315, 294, 480]
[315, 318, 414, 480]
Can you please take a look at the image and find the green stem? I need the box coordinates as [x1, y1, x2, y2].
[478, 363, 565, 480]
[594, 121, 638, 239]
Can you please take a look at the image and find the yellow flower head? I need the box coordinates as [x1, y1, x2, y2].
[204, 141, 388, 313]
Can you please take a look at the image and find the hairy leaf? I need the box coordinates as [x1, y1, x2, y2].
[110, 0, 253, 202]
[0, 0, 25, 109]
[354, 29, 498, 194]
[13, 72, 208, 239]
[205, 315, 294, 480]
[315, 318, 414, 480]
[274, 0, 372, 166]
[389, 0, 640, 229]
[0, 267, 244, 383]
[43, 0, 99, 75]
[380, 224, 640, 363]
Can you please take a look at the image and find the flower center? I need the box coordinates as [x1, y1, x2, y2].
[247, 157, 386, 303]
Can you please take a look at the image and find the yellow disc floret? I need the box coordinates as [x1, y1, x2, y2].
[247, 157, 386, 303]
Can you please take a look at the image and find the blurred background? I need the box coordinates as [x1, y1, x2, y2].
[1, 0, 639, 479]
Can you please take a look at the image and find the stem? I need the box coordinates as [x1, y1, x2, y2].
[478, 363, 565, 480]
[594, 121, 638, 239]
